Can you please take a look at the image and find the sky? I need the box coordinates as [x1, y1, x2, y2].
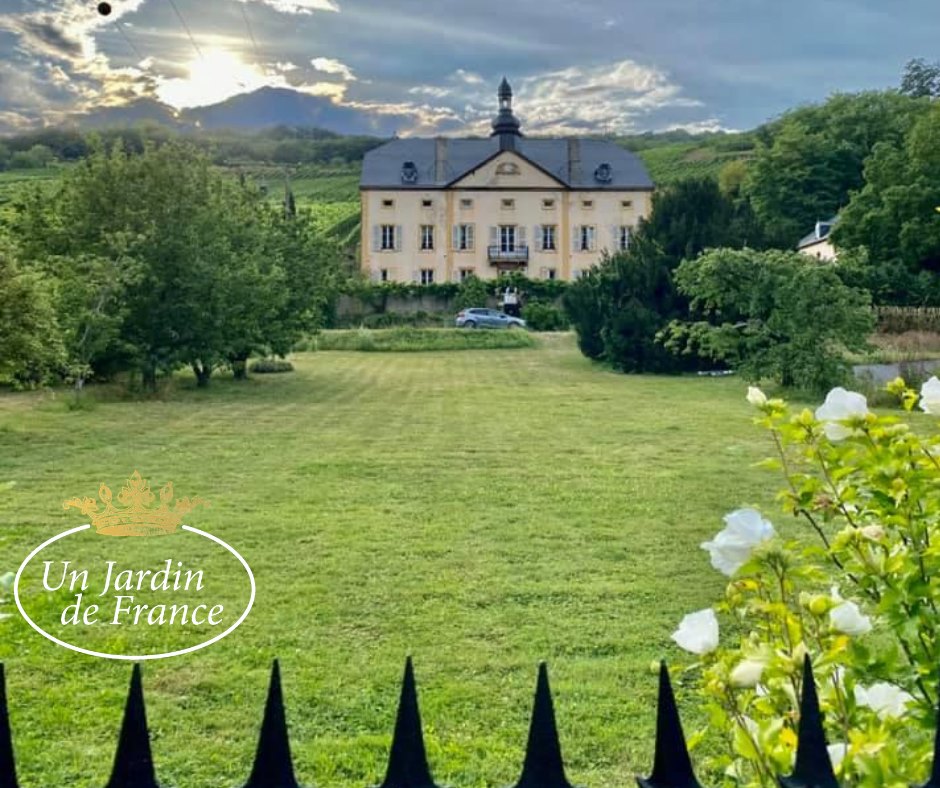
[0, 0, 936, 137]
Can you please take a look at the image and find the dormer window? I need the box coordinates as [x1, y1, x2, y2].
[594, 163, 613, 183]
[401, 161, 418, 184]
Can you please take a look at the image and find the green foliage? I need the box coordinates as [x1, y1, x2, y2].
[564, 236, 689, 372]
[834, 104, 940, 305]
[901, 58, 940, 98]
[746, 92, 929, 248]
[310, 327, 536, 352]
[680, 384, 940, 785]
[0, 241, 63, 388]
[520, 301, 568, 332]
[453, 274, 489, 312]
[333, 311, 451, 329]
[249, 358, 295, 374]
[10, 141, 339, 389]
[663, 248, 874, 390]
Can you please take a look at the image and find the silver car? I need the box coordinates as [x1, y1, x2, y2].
[456, 308, 527, 329]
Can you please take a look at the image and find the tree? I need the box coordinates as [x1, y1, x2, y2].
[0, 241, 63, 388]
[901, 58, 940, 98]
[662, 248, 874, 391]
[564, 236, 690, 373]
[834, 103, 940, 304]
[453, 274, 488, 312]
[745, 92, 928, 248]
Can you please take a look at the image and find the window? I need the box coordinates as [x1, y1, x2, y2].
[460, 198, 474, 209]
[541, 225, 557, 252]
[380, 224, 397, 251]
[499, 225, 516, 252]
[459, 268, 476, 282]
[618, 225, 632, 251]
[420, 224, 434, 251]
[454, 223, 475, 251]
[577, 225, 596, 252]
[422, 199, 433, 208]
[582, 199, 594, 209]
[542, 199, 556, 209]
[501, 198, 515, 210]
[382, 199, 394, 208]
[543, 268, 557, 280]
[420, 268, 435, 285]
[621, 200, 633, 209]
[379, 268, 389, 282]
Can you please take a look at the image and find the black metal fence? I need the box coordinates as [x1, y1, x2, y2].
[0, 656, 936, 788]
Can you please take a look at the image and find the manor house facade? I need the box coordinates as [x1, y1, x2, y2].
[359, 79, 655, 283]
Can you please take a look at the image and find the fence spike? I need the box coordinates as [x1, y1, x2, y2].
[779, 655, 838, 788]
[0, 665, 18, 788]
[636, 661, 705, 788]
[244, 660, 301, 788]
[916, 690, 940, 788]
[512, 662, 573, 788]
[105, 663, 159, 788]
[378, 657, 438, 788]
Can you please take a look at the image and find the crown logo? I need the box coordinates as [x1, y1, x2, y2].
[63, 471, 208, 537]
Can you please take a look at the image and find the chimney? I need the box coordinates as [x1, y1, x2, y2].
[435, 137, 448, 183]
[567, 139, 582, 184]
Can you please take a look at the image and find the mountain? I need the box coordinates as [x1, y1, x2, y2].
[73, 87, 408, 137]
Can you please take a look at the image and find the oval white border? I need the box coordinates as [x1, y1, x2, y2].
[13, 524, 256, 661]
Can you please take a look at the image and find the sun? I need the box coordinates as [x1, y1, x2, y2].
[155, 48, 273, 109]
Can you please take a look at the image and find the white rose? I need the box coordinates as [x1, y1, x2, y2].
[730, 658, 765, 688]
[815, 387, 869, 441]
[671, 608, 719, 655]
[827, 743, 848, 770]
[701, 508, 776, 577]
[920, 377, 940, 415]
[746, 387, 768, 407]
[854, 682, 913, 718]
[830, 600, 872, 636]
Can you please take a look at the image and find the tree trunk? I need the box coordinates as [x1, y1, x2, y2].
[231, 356, 249, 381]
[192, 363, 212, 388]
[142, 363, 157, 392]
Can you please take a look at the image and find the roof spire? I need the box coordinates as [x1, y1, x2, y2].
[492, 77, 522, 150]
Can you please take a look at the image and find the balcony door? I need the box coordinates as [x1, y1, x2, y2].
[499, 225, 516, 252]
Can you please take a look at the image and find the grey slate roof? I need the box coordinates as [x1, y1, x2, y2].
[360, 136, 654, 190]
[797, 216, 839, 249]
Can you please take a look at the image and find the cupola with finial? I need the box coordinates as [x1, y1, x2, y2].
[491, 77, 523, 150]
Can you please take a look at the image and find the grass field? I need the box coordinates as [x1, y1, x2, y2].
[0, 334, 785, 787]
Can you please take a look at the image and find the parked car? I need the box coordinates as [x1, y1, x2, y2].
[455, 308, 527, 329]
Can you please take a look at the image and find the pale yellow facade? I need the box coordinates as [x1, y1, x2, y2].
[360, 150, 653, 284]
[798, 237, 838, 262]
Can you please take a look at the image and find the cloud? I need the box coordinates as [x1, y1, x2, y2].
[310, 57, 356, 81]
[241, 0, 340, 14]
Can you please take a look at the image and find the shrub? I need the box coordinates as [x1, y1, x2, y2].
[521, 301, 568, 332]
[249, 358, 295, 374]
[662, 248, 874, 391]
[672, 380, 940, 785]
[312, 328, 536, 352]
[453, 275, 489, 312]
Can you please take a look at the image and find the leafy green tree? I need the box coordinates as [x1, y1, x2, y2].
[662, 248, 874, 390]
[746, 92, 928, 248]
[834, 103, 940, 304]
[0, 241, 63, 388]
[901, 57, 940, 98]
[564, 236, 690, 372]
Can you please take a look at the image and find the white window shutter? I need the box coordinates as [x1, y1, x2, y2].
[395, 225, 403, 252]
[610, 225, 619, 251]
[372, 225, 381, 252]
[572, 226, 580, 253]
[539, 267, 548, 278]
[518, 226, 527, 247]
[452, 226, 460, 250]
[534, 225, 543, 252]
[489, 226, 498, 246]
[412, 269, 420, 283]
[624, 226, 632, 249]
[467, 224, 475, 250]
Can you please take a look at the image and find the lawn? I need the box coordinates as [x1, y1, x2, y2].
[0, 334, 784, 787]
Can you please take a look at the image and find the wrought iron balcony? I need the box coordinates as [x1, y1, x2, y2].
[487, 245, 529, 263]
